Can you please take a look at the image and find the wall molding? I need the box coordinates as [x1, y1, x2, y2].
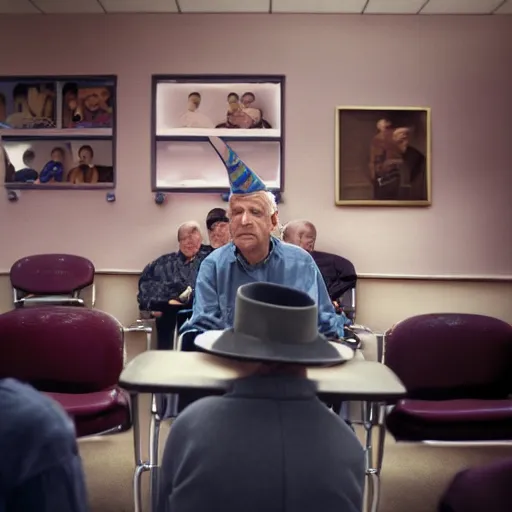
[2, 269, 510, 282]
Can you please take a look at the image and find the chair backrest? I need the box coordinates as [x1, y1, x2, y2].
[10, 254, 95, 307]
[385, 313, 512, 400]
[0, 306, 124, 393]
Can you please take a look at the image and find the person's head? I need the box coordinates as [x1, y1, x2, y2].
[177, 221, 203, 259]
[227, 92, 239, 104]
[78, 145, 94, 165]
[50, 147, 65, 163]
[228, 191, 278, 261]
[206, 208, 230, 249]
[393, 127, 410, 151]
[376, 118, 392, 132]
[283, 220, 317, 253]
[250, 362, 307, 378]
[22, 149, 36, 167]
[187, 92, 201, 112]
[241, 92, 255, 107]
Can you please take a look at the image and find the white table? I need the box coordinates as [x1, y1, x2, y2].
[120, 350, 406, 512]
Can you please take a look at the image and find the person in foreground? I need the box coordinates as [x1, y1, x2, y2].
[181, 136, 348, 340]
[0, 378, 89, 512]
[158, 282, 365, 512]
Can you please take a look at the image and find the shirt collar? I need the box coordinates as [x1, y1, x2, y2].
[234, 237, 277, 270]
[226, 375, 317, 400]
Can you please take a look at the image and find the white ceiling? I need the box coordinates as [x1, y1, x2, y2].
[0, 0, 510, 15]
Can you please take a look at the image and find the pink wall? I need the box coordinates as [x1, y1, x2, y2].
[0, 14, 510, 276]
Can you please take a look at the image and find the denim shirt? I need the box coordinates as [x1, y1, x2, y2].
[181, 239, 347, 338]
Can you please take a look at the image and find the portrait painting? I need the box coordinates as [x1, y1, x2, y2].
[335, 107, 431, 206]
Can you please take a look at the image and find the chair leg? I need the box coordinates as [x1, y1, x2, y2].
[149, 394, 161, 512]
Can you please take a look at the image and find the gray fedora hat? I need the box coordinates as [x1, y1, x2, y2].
[194, 282, 353, 366]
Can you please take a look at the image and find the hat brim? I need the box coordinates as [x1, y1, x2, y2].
[194, 330, 353, 367]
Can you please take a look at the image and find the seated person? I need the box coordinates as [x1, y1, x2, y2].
[0, 378, 89, 512]
[205, 207, 230, 250]
[282, 219, 357, 315]
[181, 137, 349, 342]
[283, 219, 379, 363]
[158, 282, 365, 512]
[138, 221, 212, 350]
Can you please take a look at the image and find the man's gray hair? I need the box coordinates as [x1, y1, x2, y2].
[228, 190, 278, 216]
[282, 219, 316, 241]
[177, 220, 202, 241]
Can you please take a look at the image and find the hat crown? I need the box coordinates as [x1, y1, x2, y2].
[233, 282, 319, 345]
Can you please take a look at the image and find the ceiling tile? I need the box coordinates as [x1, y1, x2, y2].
[420, 0, 503, 14]
[494, 0, 512, 13]
[272, 0, 366, 13]
[102, 0, 178, 12]
[178, 0, 270, 12]
[365, 0, 425, 14]
[0, 0, 40, 13]
[33, 0, 104, 13]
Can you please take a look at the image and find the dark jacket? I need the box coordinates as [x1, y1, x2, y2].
[137, 245, 212, 311]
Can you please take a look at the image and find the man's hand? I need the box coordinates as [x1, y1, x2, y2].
[168, 299, 182, 306]
[151, 311, 163, 318]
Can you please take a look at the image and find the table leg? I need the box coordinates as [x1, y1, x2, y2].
[149, 394, 161, 512]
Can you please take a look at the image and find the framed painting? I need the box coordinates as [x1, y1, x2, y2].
[151, 74, 285, 193]
[335, 106, 431, 206]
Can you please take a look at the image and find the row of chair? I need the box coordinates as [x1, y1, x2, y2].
[2, 253, 512, 512]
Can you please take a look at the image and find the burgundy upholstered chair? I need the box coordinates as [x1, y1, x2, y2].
[10, 254, 95, 308]
[439, 457, 512, 512]
[384, 313, 512, 442]
[0, 306, 131, 437]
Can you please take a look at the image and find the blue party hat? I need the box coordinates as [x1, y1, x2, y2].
[209, 136, 267, 194]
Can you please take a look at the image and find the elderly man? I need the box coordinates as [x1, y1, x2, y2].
[138, 221, 212, 350]
[282, 220, 357, 313]
[181, 137, 347, 341]
[205, 207, 230, 250]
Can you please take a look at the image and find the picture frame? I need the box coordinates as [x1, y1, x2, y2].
[335, 106, 431, 206]
[0, 75, 117, 190]
[151, 74, 285, 193]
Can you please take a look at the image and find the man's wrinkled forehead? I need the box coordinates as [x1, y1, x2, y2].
[229, 192, 268, 211]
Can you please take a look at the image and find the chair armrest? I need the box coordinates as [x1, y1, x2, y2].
[15, 296, 86, 307]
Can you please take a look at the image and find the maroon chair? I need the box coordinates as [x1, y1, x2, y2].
[439, 458, 512, 512]
[385, 313, 512, 442]
[10, 254, 95, 308]
[0, 306, 131, 437]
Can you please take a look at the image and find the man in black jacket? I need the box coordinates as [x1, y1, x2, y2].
[282, 220, 357, 314]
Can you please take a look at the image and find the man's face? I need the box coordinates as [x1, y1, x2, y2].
[299, 228, 316, 253]
[241, 94, 255, 107]
[178, 229, 202, 259]
[229, 194, 276, 254]
[208, 221, 230, 249]
[188, 94, 200, 112]
[79, 149, 93, 165]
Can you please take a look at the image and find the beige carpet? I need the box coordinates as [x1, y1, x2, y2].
[78, 335, 512, 512]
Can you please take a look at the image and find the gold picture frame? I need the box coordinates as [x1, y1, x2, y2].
[335, 106, 431, 206]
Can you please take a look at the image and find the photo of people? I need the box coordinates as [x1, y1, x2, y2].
[61, 81, 114, 129]
[0, 81, 56, 129]
[2, 138, 114, 186]
[155, 79, 283, 136]
[336, 107, 431, 206]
